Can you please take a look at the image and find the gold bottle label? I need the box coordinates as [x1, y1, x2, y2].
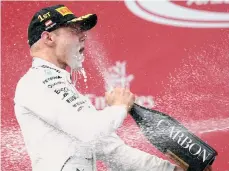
[165, 150, 189, 171]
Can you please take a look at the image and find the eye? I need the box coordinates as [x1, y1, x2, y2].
[68, 26, 82, 35]
[69, 29, 79, 35]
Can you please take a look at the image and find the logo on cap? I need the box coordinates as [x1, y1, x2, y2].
[45, 20, 53, 26]
[56, 6, 73, 16]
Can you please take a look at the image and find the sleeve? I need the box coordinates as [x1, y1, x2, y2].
[14, 69, 128, 143]
[95, 133, 176, 171]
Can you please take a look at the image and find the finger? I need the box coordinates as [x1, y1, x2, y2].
[128, 92, 135, 99]
[114, 87, 122, 95]
[132, 94, 136, 101]
[105, 91, 112, 97]
[105, 91, 109, 96]
[124, 89, 130, 97]
[209, 166, 212, 171]
[115, 87, 122, 91]
[205, 166, 211, 171]
[124, 87, 130, 92]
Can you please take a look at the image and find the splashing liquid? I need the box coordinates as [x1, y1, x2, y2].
[86, 33, 112, 90]
[79, 68, 88, 89]
[70, 67, 88, 89]
[70, 68, 77, 86]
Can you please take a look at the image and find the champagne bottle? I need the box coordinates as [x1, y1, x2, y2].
[129, 103, 218, 171]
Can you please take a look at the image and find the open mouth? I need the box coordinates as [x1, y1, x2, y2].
[79, 47, 85, 54]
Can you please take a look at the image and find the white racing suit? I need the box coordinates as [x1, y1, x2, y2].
[14, 57, 175, 171]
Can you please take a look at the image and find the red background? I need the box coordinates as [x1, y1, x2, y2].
[1, 1, 229, 171]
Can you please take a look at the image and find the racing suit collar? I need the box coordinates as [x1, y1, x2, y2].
[32, 57, 72, 83]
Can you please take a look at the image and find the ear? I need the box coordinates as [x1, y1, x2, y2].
[41, 31, 55, 47]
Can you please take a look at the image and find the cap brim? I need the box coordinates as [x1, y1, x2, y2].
[68, 14, 97, 31]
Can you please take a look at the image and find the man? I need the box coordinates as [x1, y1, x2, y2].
[14, 4, 212, 171]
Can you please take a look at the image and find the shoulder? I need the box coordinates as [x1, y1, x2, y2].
[15, 66, 65, 97]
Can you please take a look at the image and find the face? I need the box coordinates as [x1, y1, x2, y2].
[53, 24, 87, 70]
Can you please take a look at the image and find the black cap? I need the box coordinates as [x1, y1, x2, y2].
[28, 4, 97, 47]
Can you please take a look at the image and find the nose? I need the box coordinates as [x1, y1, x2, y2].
[79, 32, 87, 42]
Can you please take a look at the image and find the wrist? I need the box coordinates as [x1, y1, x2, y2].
[111, 103, 129, 110]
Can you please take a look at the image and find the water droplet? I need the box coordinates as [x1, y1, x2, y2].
[79, 68, 88, 89]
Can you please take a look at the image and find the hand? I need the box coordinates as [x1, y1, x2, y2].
[204, 165, 213, 171]
[174, 166, 184, 171]
[105, 87, 135, 111]
[174, 165, 213, 171]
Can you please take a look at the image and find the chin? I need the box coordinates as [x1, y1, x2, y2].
[71, 64, 83, 71]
